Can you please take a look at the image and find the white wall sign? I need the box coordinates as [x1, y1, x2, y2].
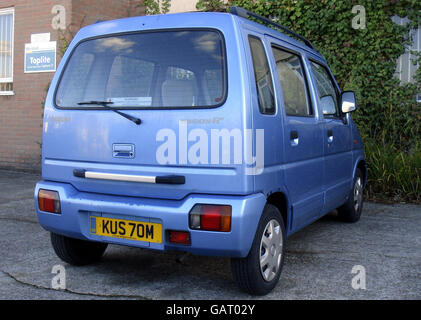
[24, 41, 57, 73]
[31, 33, 51, 43]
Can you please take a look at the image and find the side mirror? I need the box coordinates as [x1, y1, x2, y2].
[320, 95, 336, 115]
[341, 91, 357, 113]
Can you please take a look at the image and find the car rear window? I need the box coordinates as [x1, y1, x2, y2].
[55, 30, 226, 109]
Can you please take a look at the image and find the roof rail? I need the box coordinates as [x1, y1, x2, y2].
[230, 6, 314, 49]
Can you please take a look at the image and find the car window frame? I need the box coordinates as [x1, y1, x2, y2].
[308, 59, 343, 119]
[270, 43, 315, 118]
[248, 35, 276, 116]
[53, 28, 228, 110]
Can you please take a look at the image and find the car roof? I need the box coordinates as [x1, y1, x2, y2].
[74, 11, 324, 61]
[230, 14, 324, 59]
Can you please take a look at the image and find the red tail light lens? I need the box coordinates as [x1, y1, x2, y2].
[189, 204, 232, 232]
[168, 230, 191, 245]
[38, 189, 61, 214]
[201, 211, 221, 231]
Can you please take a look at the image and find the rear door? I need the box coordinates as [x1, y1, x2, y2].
[43, 29, 250, 200]
[308, 60, 353, 212]
[244, 31, 284, 196]
[267, 37, 324, 231]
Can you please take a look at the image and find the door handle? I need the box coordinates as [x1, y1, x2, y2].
[327, 129, 334, 143]
[290, 131, 299, 146]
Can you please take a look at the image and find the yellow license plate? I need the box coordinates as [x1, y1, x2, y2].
[90, 216, 162, 244]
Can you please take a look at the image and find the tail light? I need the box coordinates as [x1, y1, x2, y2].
[189, 204, 232, 232]
[38, 189, 61, 214]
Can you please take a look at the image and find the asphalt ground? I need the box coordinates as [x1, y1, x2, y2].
[0, 169, 419, 300]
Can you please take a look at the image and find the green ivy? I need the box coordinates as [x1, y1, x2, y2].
[197, 0, 421, 202]
[144, 0, 171, 15]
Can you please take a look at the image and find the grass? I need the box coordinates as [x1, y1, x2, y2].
[364, 138, 421, 204]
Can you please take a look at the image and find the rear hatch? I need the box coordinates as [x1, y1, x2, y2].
[42, 25, 251, 200]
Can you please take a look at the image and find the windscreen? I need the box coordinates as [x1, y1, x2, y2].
[55, 30, 226, 109]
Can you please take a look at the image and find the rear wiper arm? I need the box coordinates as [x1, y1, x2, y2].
[77, 101, 142, 125]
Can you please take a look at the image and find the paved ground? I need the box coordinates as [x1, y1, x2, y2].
[0, 169, 420, 300]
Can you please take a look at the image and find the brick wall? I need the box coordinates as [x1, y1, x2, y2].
[71, 0, 144, 33]
[0, 0, 144, 172]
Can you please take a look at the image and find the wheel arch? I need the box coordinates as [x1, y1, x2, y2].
[354, 158, 367, 187]
[266, 191, 290, 234]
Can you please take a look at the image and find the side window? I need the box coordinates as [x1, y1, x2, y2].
[106, 56, 155, 98]
[310, 61, 340, 116]
[248, 36, 275, 115]
[272, 46, 312, 116]
[163, 66, 198, 107]
[166, 66, 196, 82]
[203, 69, 224, 104]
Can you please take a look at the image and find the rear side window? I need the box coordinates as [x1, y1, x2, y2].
[248, 36, 275, 115]
[272, 46, 312, 117]
[106, 56, 155, 98]
[309, 61, 340, 116]
[55, 30, 226, 109]
[163, 66, 198, 107]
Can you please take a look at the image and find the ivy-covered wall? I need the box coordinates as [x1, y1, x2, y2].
[197, 0, 421, 203]
[54, 0, 421, 202]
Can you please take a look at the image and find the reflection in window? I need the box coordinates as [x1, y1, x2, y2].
[56, 53, 94, 105]
[249, 36, 275, 115]
[310, 61, 339, 115]
[272, 46, 311, 116]
[56, 30, 226, 108]
[107, 56, 155, 99]
[163, 66, 198, 107]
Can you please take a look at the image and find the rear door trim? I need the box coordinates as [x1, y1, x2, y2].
[73, 169, 185, 185]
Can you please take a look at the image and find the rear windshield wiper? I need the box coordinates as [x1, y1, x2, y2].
[77, 101, 142, 125]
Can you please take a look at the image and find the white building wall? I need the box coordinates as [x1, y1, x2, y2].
[168, 0, 229, 13]
[392, 16, 420, 85]
[168, 0, 198, 13]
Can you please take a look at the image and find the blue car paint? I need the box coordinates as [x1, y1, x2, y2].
[35, 181, 266, 257]
[35, 12, 366, 258]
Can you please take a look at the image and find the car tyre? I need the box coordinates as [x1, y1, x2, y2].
[51, 233, 108, 266]
[338, 168, 364, 223]
[231, 204, 286, 296]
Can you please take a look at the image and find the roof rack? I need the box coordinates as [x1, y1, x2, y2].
[230, 6, 314, 49]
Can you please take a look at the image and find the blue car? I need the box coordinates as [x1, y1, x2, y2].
[35, 7, 366, 295]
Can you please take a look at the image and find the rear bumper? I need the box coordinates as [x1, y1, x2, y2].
[34, 180, 266, 258]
